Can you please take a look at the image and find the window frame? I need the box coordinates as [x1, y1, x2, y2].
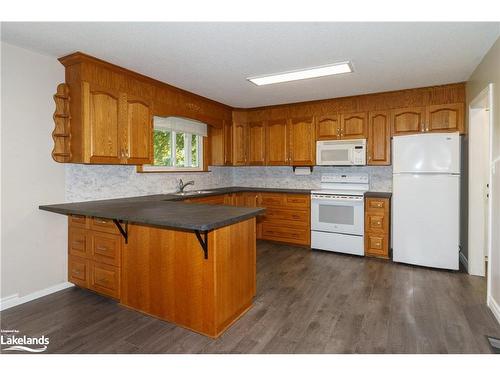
[141, 129, 205, 173]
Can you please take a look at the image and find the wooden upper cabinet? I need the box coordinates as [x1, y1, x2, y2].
[84, 83, 122, 164]
[367, 111, 391, 165]
[391, 107, 425, 135]
[209, 125, 224, 166]
[232, 122, 247, 166]
[266, 119, 289, 165]
[223, 121, 233, 165]
[209, 120, 233, 166]
[247, 121, 266, 165]
[340, 112, 367, 139]
[289, 116, 315, 166]
[316, 115, 340, 140]
[125, 98, 153, 164]
[83, 82, 153, 165]
[426, 103, 464, 133]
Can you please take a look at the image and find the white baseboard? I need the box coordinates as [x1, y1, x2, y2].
[0, 282, 74, 311]
[459, 251, 468, 272]
[488, 296, 500, 326]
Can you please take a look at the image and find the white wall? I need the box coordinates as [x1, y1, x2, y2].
[1, 42, 68, 308]
[467, 36, 500, 323]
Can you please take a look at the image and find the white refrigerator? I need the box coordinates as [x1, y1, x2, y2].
[392, 133, 460, 270]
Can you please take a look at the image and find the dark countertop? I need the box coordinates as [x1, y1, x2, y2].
[39, 186, 391, 231]
[39, 198, 265, 232]
[163, 186, 312, 201]
[364, 191, 392, 199]
[39, 186, 311, 232]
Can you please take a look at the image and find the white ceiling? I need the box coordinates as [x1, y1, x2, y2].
[1, 22, 499, 108]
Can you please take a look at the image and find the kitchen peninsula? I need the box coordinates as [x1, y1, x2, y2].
[40, 193, 265, 338]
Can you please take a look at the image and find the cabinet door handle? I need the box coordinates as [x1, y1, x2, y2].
[96, 245, 108, 252]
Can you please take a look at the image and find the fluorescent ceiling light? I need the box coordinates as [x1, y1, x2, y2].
[247, 62, 353, 86]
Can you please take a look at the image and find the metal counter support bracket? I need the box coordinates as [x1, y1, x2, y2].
[113, 220, 128, 244]
[194, 230, 208, 259]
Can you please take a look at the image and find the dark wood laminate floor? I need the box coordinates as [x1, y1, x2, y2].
[2, 241, 499, 354]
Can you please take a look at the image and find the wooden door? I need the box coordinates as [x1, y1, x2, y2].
[340, 112, 367, 139]
[223, 120, 233, 165]
[367, 111, 391, 165]
[265, 119, 289, 165]
[84, 82, 122, 164]
[125, 97, 152, 164]
[247, 121, 266, 165]
[289, 116, 315, 166]
[426, 103, 464, 133]
[316, 115, 340, 140]
[232, 122, 247, 165]
[391, 107, 425, 135]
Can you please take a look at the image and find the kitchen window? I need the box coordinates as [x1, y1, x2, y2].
[142, 116, 206, 172]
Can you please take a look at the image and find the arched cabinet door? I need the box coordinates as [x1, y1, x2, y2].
[247, 121, 266, 165]
[125, 97, 153, 165]
[426, 103, 464, 133]
[84, 82, 122, 164]
[232, 122, 248, 166]
[316, 115, 340, 140]
[289, 116, 315, 166]
[367, 111, 391, 165]
[391, 107, 425, 136]
[266, 118, 289, 165]
[340, 112, 367, 139]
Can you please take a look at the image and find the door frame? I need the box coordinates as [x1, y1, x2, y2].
[468, 84, 494, 296]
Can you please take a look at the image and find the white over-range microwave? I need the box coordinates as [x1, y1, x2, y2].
[316, 139, 367, 166]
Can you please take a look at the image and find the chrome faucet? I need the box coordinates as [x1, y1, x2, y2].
[177, 178, 194, 193]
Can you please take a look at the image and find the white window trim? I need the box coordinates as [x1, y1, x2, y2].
[142, 131, 204, 173]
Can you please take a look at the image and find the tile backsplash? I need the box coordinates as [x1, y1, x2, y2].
[232, 166, 392, 191]
[65, 164, 392, 202]
[65, 165, 233, 202]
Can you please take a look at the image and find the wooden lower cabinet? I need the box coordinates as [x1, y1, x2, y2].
[68, 216, 122, 299]
[258, 192, 310, 246]
[121, 218, 256, 338]
[68, 255, 89, 288]
[188, 191, 311, 246]
[364, 197, 391, 259]
[89, 261, 120, 299]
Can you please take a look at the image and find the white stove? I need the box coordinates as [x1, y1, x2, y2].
[311, 174, 369, 256]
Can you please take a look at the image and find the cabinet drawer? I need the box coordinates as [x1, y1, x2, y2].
[261, 223, 309, 245]
[366, 198, 388, 212]
[90, 262, 120, 299]
[365, 212, 388, 233]
[90, 232, 121, 266]
[365, 233, 389, 258]
[284, 194, 310, 208]
[263, 208, 309, 223]
[68, 227, 88, 258]
[260, 193, 285, 207]
[69, 215, 88, 228]
[68, 255, 89, 288]
[90, 217, 119, 234]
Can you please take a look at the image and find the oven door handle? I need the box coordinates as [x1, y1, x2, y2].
[311, 196, 364, 203]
